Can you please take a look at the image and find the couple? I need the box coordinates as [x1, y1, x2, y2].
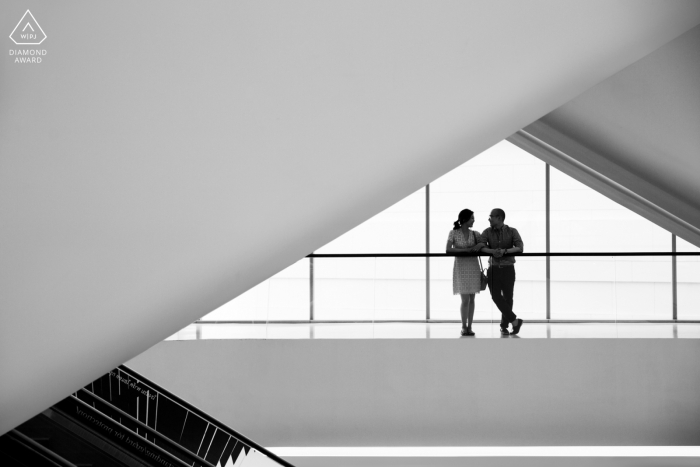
[446, 208, 524, 337]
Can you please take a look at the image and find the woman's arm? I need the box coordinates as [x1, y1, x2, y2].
[446, 240, 474, 254]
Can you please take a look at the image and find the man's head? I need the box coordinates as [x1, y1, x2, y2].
[488, 208, 505, 228]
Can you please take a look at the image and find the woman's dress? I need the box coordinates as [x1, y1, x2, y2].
[447, 228, 482, 295]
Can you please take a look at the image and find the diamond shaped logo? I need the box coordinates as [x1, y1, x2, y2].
[10, 10, 47, 45]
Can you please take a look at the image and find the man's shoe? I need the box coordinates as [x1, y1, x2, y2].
[511, 319, 524, 335]
[500, 328, 510, 336]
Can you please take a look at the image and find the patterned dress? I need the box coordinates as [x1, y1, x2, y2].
[447, 228, 483, 295]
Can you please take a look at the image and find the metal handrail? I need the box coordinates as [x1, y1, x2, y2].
[54, 395, 193, 467]
[75, 389, 215, 467]
[307, 252, 700, 257]
[5, 430, 78, 467]
[119, 365, 295, 467]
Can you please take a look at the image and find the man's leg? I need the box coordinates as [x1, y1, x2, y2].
[489, 267, 510, 332]
[503, 266, 524, 334]
[501, 266, 516, 324]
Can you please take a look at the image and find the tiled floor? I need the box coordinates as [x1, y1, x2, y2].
[166, 322, 700, 340]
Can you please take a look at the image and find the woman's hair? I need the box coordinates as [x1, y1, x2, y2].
[453, 209, 474, 230]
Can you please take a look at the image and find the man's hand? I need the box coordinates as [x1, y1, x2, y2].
[493, 249, 504, 258]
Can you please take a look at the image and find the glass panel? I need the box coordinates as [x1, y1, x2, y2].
[549, 166, 672, 320]
[551, 256, 616, 320]
[551, 256, 672, 320]
[314, 257, 377, 321]
[549, 167, 669, 253]
[317, 187, 425, 254]
[374, 257, 425, 320]
[201, 258, 309, 321]
[677, 236, 700, 320]
[267, 259, 310, 321]
[509, 256, 547, 320]
[313, 257, 425, 321]
[613, 255, 672, 320]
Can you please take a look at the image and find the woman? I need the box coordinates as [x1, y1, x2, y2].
[446, 209, 485, 336]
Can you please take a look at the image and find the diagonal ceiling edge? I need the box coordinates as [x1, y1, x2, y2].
[519, 24, 700, 247]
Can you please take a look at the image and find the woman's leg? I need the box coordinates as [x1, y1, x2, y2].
[467, 293, 475, 329]
[460, 294, 470, 330]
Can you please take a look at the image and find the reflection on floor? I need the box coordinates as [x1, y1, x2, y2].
[166, 322, 700, 340]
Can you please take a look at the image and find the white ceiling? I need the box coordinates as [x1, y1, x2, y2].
[525, 24, 700, 246]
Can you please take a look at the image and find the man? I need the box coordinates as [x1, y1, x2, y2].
[481, 209, 524, 336]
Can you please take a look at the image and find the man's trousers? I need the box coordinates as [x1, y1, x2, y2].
[488, 265, 517, 328]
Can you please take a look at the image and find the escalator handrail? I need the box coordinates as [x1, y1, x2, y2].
[118, 365, 295, 467]
[75, 389, 216, 467]
[6, 430, 78, 467]
[55, 395, 194, 467]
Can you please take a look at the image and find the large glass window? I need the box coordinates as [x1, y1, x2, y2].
[316, 187, 425, 254]
[429, 141, 546, 320]
[550, 167, 672, 320]
[313, 187, 426, 321]
[677, 236, 700, 320]
[197, 139, 696, 327]
[201, 259, 310, 321]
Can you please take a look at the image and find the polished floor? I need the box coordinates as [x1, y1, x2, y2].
[166, 322, 700, 340]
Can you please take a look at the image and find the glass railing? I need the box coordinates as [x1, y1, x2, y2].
[179, 252, 700, 339]
[73, 365, 294, 467]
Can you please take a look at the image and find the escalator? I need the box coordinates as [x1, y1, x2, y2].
[0, 366, 293, 467]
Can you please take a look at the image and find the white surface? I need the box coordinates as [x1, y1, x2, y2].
[273, 447, 700, 467]
[271, 446, 700, 457]
[129, 338, 700, 447]
[3, 1, 700, 435]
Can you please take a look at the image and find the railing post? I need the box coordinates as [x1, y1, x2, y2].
[546, 164, 551, 320]
[426, 184, 430, 321]
[310, 254, 314, 321]
[672, 234, 677, 320]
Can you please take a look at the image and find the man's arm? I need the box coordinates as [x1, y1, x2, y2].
[505, 228, 524, 254]
[479, 229, 502, 257]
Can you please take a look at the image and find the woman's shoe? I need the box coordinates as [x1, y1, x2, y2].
[460, 327, 468, 337]
[465, 327, 475, 336]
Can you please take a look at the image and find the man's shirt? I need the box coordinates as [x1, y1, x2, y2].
[481, 224, 524, 266]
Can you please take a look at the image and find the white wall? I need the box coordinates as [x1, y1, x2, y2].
[128, 339, 700, 447]
[3, 1, 700, 435]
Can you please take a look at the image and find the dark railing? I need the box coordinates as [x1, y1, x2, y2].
[54, 394, 195, 467]
[307, 252, 700, 257]
[79, 365, 294, 467]
[193, 251, 700, 325]
[310, 251, 698, 322]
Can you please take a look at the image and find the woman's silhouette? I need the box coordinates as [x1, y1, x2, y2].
[446, 209, 485, 336]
